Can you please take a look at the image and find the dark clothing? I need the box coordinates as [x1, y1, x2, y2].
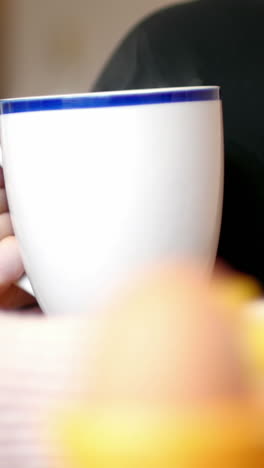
[93, 0, 264, 285]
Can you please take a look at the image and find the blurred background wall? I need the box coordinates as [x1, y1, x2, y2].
[0, 0, 191, 98]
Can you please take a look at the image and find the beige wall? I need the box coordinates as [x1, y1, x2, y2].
[5, 0, 191, 98]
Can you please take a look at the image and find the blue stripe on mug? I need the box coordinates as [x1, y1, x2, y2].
[0, 87, 220, 114]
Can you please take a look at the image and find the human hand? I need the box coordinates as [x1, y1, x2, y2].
[0, 167, 37, 310]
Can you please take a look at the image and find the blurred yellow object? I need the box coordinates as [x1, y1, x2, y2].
[213, 274, 261, 315]
[55, 406, 263, 468]
[213, 274, 264, 375]
[242, 301, 264, 375]
[51, 269, 264, 468]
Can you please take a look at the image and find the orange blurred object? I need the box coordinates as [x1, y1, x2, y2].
[53, 264, 264, 467]
[56, 405, 263, 468]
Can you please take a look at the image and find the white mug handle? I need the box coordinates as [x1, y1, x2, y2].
[0, 146, 35, 296]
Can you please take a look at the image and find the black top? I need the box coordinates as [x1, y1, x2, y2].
[93, 0, 264, 285]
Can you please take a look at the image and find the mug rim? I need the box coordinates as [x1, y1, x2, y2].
[0, 86, 220, 115]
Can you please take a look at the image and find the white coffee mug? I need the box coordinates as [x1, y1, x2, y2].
[0, 87, 224, 315]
